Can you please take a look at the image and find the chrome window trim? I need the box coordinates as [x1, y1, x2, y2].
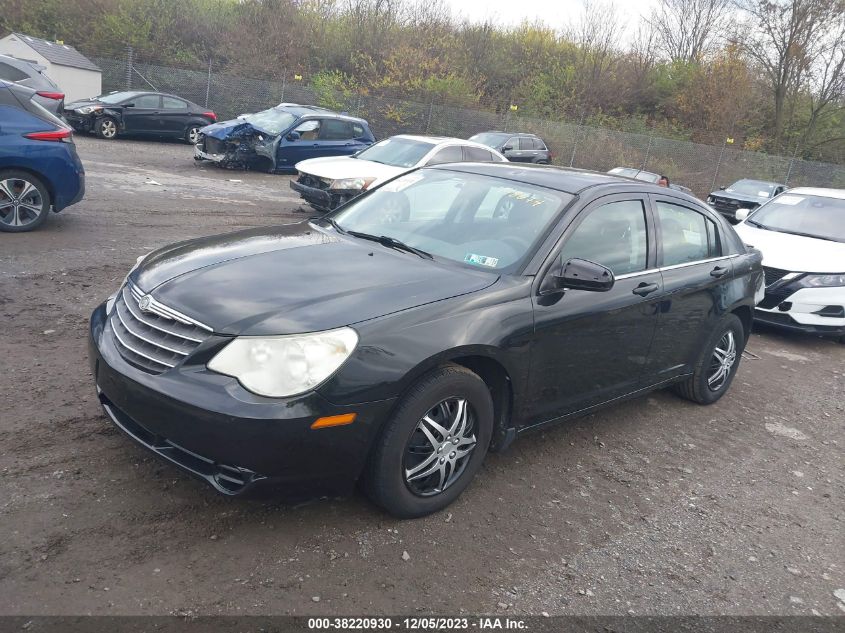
[613, 254, 739, 280]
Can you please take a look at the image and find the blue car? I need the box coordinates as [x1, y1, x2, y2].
[0, 79, 85, 232]
[194, 103, 375, 172]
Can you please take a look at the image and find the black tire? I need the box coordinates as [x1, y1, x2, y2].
[185, 124, 202, 145]
[673, 314, 745, 404]
[95, 116, 119, 140]
[364, 364, 494, 518]
[0, 170, 51, 233]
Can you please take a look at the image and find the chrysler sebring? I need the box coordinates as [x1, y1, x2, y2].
[89, 164, 762, 518]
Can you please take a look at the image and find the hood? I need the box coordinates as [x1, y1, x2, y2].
[133, 222, 498, 335]
[200, 119, 273, 140]
[65, 99, 105, 110]
[710, 190, 769, 205]
[295, 156, 406, 183]
[734, 223, 845, 273]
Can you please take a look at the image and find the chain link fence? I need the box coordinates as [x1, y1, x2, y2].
[87, 49, 845, 198]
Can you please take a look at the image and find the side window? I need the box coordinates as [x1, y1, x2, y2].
[533, 138, 547, 150]
[657, 201, 710, 266]
[464, 146, 494, 162]
[131, 94, 161, 108]
[162, 96, 187, 109]
[320, 119, 353, 140]
[517, 137, 532, 150]
[427, 145, 463, 165]
[294, 119, 321, 140]
[0, 61, 29, 82]
[351, 123, 365, 137]
[503, 137, 517, 150]
[558, 199, 649, 276]
[705, 217, 722, 257]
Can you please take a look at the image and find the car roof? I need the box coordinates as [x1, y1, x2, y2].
[472, 130, 539, 137]
[281, 103, 367, 123]
[391, 134, 502, 149]
[433, 162, 654, 194]
[731, 178, 784, 186]
[784, 187, 845, 200]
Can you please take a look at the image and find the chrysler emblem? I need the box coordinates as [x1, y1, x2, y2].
[138, 294, 152, 312]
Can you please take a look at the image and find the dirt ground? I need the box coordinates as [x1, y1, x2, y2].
[1, 136, 843, 617]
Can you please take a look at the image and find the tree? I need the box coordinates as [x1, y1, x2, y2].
[735, 0, 843, 150]
[647, 0, 733, 63]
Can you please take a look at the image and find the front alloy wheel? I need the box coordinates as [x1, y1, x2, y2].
[404, 397, 477, 496]
[364, 364, 493, 518]
[97, 117, 118, 139]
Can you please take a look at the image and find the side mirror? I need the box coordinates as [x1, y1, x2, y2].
[718, 185, 725, 190]
[124, 103, 135, 108]
[554, 258, 614, 292]
[735, 208, 752, 222]
[502, 145, 513, 152]
[286, 131, 300, 142]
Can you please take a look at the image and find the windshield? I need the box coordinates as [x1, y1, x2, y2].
[748, 193, 845, 243]
[330, 170, 571, 272]
[470, 132, 510, 148]
[726, 180, 777, 197]
[96, 91, 141, 104]
[242, 107, 298, 135]
[356, 138, 435, 167]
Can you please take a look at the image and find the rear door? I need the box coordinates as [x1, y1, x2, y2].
[122, 93, 161, 134]
[645, 196, 735, 382]
[527, 194, 662, 421]
[158, 95, 190, 136]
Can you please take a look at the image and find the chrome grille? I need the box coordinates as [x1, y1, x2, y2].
[109, 283, 213, 374]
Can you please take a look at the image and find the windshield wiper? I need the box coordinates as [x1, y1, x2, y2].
[773, 228, 840, 242]
[312, 216, 347, 234]
[346, 231, 433, 259]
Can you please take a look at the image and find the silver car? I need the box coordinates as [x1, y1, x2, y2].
[0, 54, 64, 116]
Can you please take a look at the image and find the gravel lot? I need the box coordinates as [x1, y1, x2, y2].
[1, 136, 843, 617]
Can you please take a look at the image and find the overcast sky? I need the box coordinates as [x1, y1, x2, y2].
[439, 0, 657, 36]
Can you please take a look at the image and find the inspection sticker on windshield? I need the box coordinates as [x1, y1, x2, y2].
[775, 195, 804, 205]
[465, 253, 499, 268]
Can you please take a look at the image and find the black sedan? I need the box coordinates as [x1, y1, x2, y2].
[88, 164, 763, 518]
[64, 91, 216, 143]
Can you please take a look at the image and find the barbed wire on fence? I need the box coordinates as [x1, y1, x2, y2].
[86, 47, 845, 197]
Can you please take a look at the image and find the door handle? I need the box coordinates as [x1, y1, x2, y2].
[632, 282, 659, 296]
[710, 266, 729, 278]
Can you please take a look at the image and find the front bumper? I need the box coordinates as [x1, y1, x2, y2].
[755, 285, 845, 337]
[290, 179, 332, 211]
[193, 145, 225, 163]
[88, 302, 396, 497]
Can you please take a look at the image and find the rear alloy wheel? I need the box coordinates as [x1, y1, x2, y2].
[0, 171, 51, 232]
[364, 364, 493, 518]
[186, 125, 201, 145]
[96, 117, 118, 139]
[673, 313, 744, 404]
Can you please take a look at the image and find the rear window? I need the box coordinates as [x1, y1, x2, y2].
[0, 61, 29, 82]
[464, 146, 495, 162]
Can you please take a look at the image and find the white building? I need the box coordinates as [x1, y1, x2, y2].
[0, 33, 101, 102]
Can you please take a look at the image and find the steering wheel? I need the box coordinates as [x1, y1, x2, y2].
[493, 197, 516, 219]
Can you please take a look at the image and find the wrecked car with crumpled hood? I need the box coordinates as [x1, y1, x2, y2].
[194, 103, 375, 173]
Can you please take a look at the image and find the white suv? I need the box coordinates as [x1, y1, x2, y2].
[734, 187, 845, 342]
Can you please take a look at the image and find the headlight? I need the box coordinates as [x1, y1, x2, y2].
[208, 327, 359, 398]
[331, 177, 375, 191]
[77, 105, 103, 115]
[796, 273, 845, 288]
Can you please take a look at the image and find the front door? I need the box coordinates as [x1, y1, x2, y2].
[527, 195, 662, 423]
[121, 93, 161, 134]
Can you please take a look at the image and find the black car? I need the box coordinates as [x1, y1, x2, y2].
[708, 179, 787, 222]
[88, 163, 762, 518]
[470, 131, 552, 164]
[64, 91, 217, 143]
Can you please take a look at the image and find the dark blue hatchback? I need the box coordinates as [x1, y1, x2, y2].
[194, 103, 375, 172]
[0, 79, 85, 232]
